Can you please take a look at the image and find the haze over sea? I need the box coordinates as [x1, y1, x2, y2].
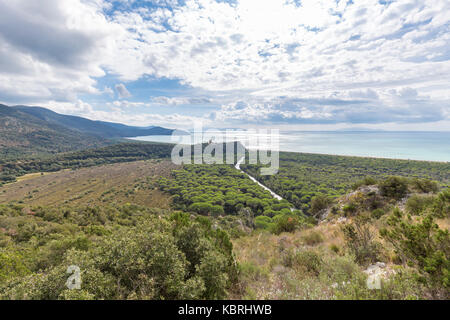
[131, 131, 450, 163]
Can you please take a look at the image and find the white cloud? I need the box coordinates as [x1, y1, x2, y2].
[115, 83, 132, 98]
[0, 0, 122, 104]
[103, 86, 114, 97]
[47, 99, 209, 129]
[104, 0, 450, 95]
[0, 0, 449, 127]
[211, 87, 450, 125]
[150, 96, 212, 106]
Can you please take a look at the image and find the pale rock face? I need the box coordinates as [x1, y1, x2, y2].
[364, 262, 394, 290]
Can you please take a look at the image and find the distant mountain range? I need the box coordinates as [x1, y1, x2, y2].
[0, 104, 183, 156]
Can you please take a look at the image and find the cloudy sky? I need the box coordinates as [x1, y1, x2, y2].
[0, 0, 449, 130]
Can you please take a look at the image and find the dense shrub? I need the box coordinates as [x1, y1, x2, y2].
[0, 206, 237, 300]
[302, 230, 324, 246]
[189, 202, 214, 215]
[0, 250, 30, 282]
[410, 178, 439, 194]
[371, 208, 385, 219]
[380, 210, 450, 298]
[310, 194, 333, 216]
[292, 250, 323, 275]
[254, 216, 273, 230]
[272, 215, 301, 235]
[380, 176, 409, 200]
[432, 189, 450, 218]
[406, 194, 434, 215]
[343, 203, 357, 216]
[352, 176, 377, 190]
[342, 217, 381, 265]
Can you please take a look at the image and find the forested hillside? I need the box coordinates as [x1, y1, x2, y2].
[0, 104, 183, 158]
[13, 105, 179, 138]
[0, 104, 109, 158]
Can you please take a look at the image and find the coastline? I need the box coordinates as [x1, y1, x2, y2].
[128, 134, 450, 164]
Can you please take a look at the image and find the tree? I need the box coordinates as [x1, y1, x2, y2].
[210, 205, 224, 217]
[189, 202, 213, 215]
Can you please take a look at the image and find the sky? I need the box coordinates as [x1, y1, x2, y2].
[0, 0, 449, 130]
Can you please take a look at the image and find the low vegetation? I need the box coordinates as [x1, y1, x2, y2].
[0, 204, 236, 299]
[232, 181, 449, 300]
[0, 144, 448, 300]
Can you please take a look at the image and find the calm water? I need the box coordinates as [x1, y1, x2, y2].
[130, 131, 450, 162]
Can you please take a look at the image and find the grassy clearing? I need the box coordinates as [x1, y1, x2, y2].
[230, 223, 348, 299]
[0, 160, 176, 208]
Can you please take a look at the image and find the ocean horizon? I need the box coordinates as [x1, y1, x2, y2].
[130, 130, 450, 163]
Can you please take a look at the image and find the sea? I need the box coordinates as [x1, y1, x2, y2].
[130, 131, 450, 163]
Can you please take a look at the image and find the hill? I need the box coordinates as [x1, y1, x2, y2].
[0, 104, 184, 157]
[12, 105, 178, 138]
[0, 104, 109, 157]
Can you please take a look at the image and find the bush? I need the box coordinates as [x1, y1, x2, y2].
[343, 203, 357, 216]
[302, 230, 324, 246]
[342, 217, 381, 265]
[432, 189, 450, 218]
[254, 216, 273, 230]
[195, 250, 229, 299]
[371, 208, 385, 219]
[410, 178, 439, 194]
[380, 210, 450, 297]
[237, 261, 268, 296]
[210, 205, 224, 217]
[320, 254, 361, 285]
[352, 176, 377, 190]
[0, 207, 237, 300]
[59, 289, 95, 300]
[0, 250, 30, 282]
[405, 194, 434, 215]
[271, 215, 301, 235]
[310, 194, 333, 216]
[380, 176, 408, 200]
[188, 202, 213, 215]
[330, 244, 340, 254]
[292, 250, 323, 275]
